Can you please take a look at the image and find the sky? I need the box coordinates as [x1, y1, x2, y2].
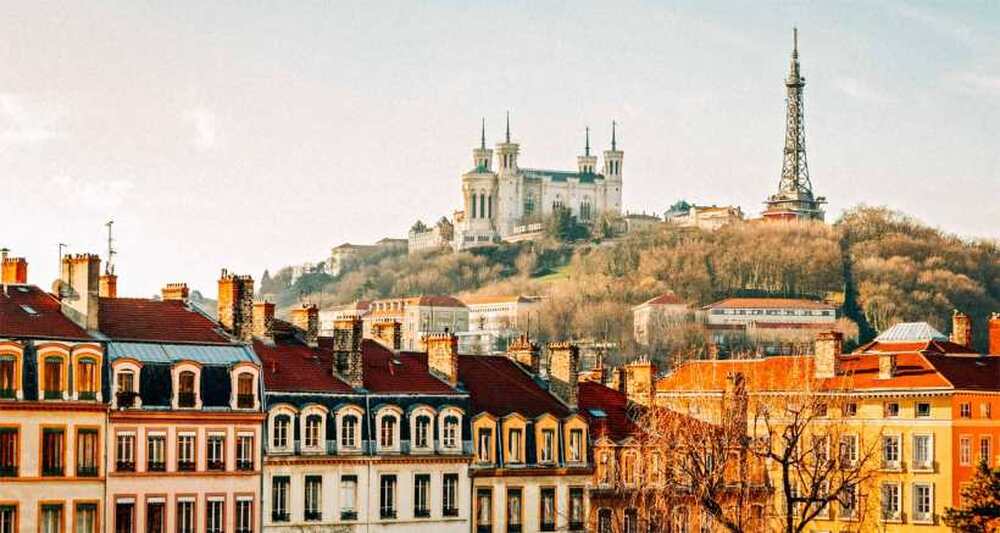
[2, 1, 998, 298]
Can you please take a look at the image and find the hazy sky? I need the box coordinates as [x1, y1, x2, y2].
[3, 1, 998, 297]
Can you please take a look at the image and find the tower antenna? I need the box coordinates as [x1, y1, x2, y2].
[105, 219, 116, 275]
[505, 111, 511, 143]
[585, 126, 590, 157]
[481, 117, 486, 150]
[58, 243, 68, 268]
[611, 120, 617, 151]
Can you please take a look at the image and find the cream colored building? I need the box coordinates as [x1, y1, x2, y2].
[666, 204, 744, 230]
[631, 293, 689, 346]
[459, 295, 540, 355]
[364, 296, 469, 352]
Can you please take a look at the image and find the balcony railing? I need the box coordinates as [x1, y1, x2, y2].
[42, 465, 64, 476]
[304, 510, 322, 521]
[0, 388, 15, 399]
[443, 507, 459, 517]
[236, 459, 253, 471]
[207, 460, 225, 471]
[271, 511, 289, 522]
[177, 460, 196, 472]
[340, 510, 358, 521]
[116, 461, 135, 472]
[414, 508, 430, 518]
[147, 461, 166, 472]
[0, 465, 17, 477]
[541, 522, 556, 532]
[569, 522, 585, 531]
[380, 509, 397, 520]
[116, 391, 138, 408]
[44, 390, 62, 400]
[237, 393, 255, 409]
[78, 390, 96, 401]
[177, 392, 196, 408]
[508, 525, 523, 533]
[78, 465, 98, 477]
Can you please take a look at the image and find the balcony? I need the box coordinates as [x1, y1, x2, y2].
[207, 460, 225, 471]
[507, 526, 522, 533]
[116, 391, 139, 408]
[443, 507, 459, 518]
[44, 390, 62, 400]
[340, 510, 358, 521]
[0, 388, 15, 399]
[147, 461, 166, 472]
[116, 461, 135, 472]
[271, 511, 289, 523]
[380, 509, 397, 520]
[42, 465, 64, 476]
[414, 508, 430, 518]
[237, 393, 255, 409]
[177, 461, 196, 472]
[304, 510, 322, 521]
[78, 390, 96, 401]
[236, 459, 253, 471]
[177, 392, 196, 408]
[541, 523, 556, 532]
[569, 522, 585, 532]
[77, 465, 98, 477]
[0, 464, 16, 477]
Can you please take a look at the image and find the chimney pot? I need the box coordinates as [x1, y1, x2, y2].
[951, 310, 973, 349]
[59, 253, 101, 330]
[507, 334, 541, 374]
[813, 330, 843, 379]
[426, 332, 459, 386]
[1, 255, 28, 285]
[217, 271, 254, 342]
[252, 300, 276, 341]
[161, 282, 188, 301]
[291, 304, 319, 347]
[333, 317, 364, 388]
[878, 352, 896, 380]
[547, 342, 580, 408]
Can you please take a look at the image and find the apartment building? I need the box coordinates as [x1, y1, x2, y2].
[102, 281, 264, 533]
[0, 255, 107, 533]
[458, 295, 540, 355]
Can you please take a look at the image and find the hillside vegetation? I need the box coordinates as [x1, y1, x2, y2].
[260, 206, 1000, 357]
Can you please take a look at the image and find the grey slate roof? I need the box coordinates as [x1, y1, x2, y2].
[521, 168, 605, 184]
[875, 322, 948, 342]
[108, 341, 259, 366]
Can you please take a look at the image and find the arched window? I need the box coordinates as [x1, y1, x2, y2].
[272, 415, 290, 449]
[43, 356, 63, 399]
[414, 415, 431, 449]
[76, 358, 97, 400]
[487, 195, 492, 219]
[236, 373, 254, 408]
[178, 371, 196, 408]
[304, 414, 323, 449]
[341, 415, 358, 449]
[479, 194, 486, 220]
[443, 416, 459, 449]
[523, 194, 535, 217]
[470, 194, 477, 219]
[598, 509, 613, 533]
[380, 416, 396, 449]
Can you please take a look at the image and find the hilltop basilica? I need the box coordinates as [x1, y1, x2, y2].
[453, 116, 623, 249]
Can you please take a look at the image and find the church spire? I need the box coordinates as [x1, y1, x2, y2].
[585, 126, 590, 157]
[505, 111, 511, 143]
[481, 117, 486, 150]
[611, 120, 617, 151]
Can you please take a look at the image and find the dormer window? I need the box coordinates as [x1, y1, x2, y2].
[569, 429, 583, 463]
[273, 415, 290, 450]
[0, 356, 15, 399]
[43, 357, 64, 400]
[380, 416, 396, 450]
[508, 428, 522, 463]
[414, 416, 431, 449]
[112, 360, 142, 409]
[237, 374, 254, 409]
[477, 428, 492, 463]
[541, 429, 555, 464]
[76, 358, 97, 400]
[443, 416, 459, 449]
[304, 415, 323, 450]
[178, 371, 196, 408]
[341, 415, 358, 450]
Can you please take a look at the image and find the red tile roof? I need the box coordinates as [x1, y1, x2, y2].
[0, 285, 92, 340]
[98, 298, 231, 344]
[639, 293, 686, 306]
[457, 355, 569, 418]
[578, 381, 638, 441]
[702, 297, 834, 310]
[412, 295, 466, 308]
[255, 338, 355, 394]
[368, 342, 458, 394]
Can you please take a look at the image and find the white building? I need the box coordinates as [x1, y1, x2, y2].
[631, 293, 690, 345]
[454, 117, 623, 249]
[703, 297, 837, 356]
[458, 295, 541, 355]
[408, 218, 454, 254]
[364, 296, 469, 352]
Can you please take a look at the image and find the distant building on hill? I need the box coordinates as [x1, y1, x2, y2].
[365, 296, 469, 351]
[408, 217, 454, 254]
[665, 204, 744, 231]
[703, 297, 837, 356]
[453, 116, 623, 249]
[318, 300, 370, 336]
[632, 293, 690, 345]
[621, 212, 661, 233]
[458, 294, 541, 354]
[327, 238, 406, 276]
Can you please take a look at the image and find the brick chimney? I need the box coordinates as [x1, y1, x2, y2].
[252, 300, 275, 342]
[951, 310, 973, 349]
[878, 352, 896, 380]
[57, 254, 101, 330]
[814, 331, 844, 379]
[989, 313, 1000, 356]
[548, 342, 580, 408]
[506, 334, 541, 374]
[217, 270, 254, 342]
[333, 318, 364, 388]
[624, 357, 658, 406]
[99, 274, 117, 298]
[426, 332, 459, 386]
[1, 251, 28, 284]
[291, 303, 319, 347]
[161, 283, 189, 302]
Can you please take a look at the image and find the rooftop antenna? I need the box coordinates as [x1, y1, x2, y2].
[58, 242, 68, 267]
[104, 219, 116, 275]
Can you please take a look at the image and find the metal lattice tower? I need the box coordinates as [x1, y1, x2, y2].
[764, 28, 825, 221]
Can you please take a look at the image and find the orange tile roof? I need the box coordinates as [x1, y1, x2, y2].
[638, 293, 687, 306]
[703, 298, 834, 310]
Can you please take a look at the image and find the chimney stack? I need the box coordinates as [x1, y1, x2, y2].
[99, 274, 117, 298]
[426, 332, 459, 386]
[291, 303, 319, 347]
[1, 251, 28, 284]
[878, 352, 896, 380]
[333, 318, 364, 388]
[813, 330, 844, 379]
[624, 357, 658, 406]
[989, 313, 1000, 356]
[507, 334, 541, 374]
[547, 342, 580, 408]
[217, 270, 254, 342]
[951, 310, 973, 349]
[252, 300, 276, 342]
[161, 283, 189, 302]
[57, 254, 101, 330]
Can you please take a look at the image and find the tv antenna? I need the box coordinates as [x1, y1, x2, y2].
[105, 220, 116, 274]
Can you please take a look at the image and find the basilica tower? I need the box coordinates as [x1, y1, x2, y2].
[603, 121, 623, 213]
[762, 28, 826, 221]
[577, 127, 598, 174]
